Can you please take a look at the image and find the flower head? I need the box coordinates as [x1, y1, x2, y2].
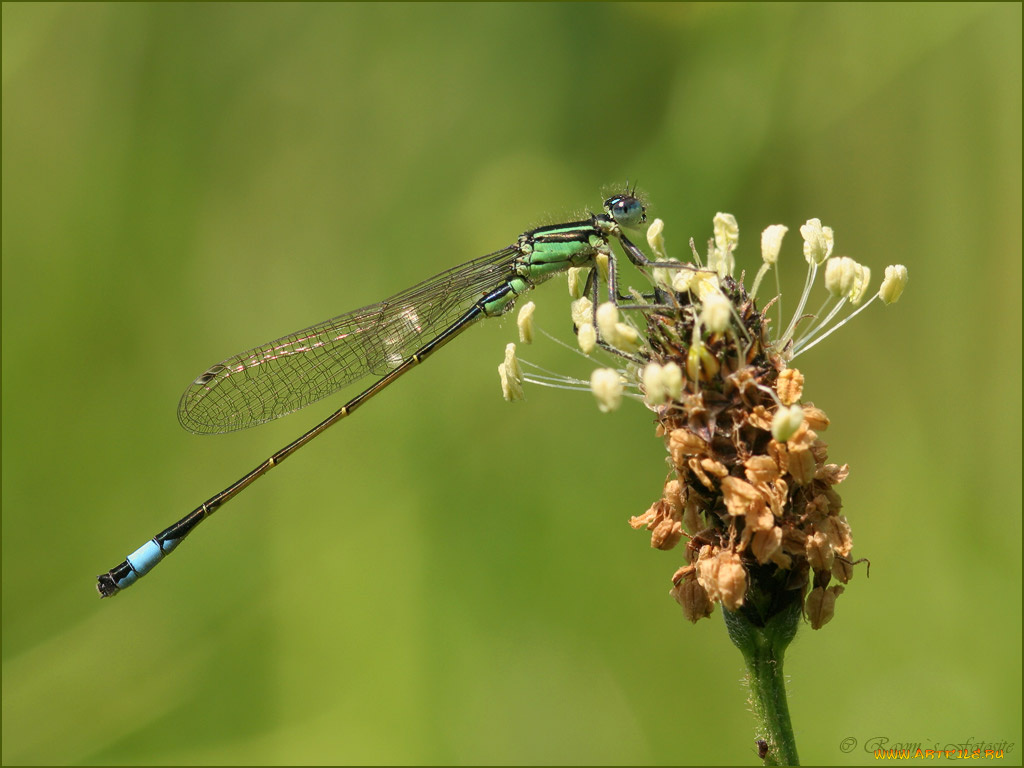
[498, 203, 906, 630]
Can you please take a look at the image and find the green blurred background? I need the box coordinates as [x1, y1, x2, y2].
[3, 3, 1020, 765]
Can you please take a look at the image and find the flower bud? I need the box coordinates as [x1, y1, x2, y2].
[771, 404, 805, 442]
[686, 343, 720, 382]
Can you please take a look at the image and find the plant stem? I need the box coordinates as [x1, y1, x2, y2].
[723, 596, 801, 766]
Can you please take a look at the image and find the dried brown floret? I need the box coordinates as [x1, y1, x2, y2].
[806, 585, 844, 629]
[776, 368, 804, 405]
[671, 570, 715, 623]
[802, 405, 830, 431]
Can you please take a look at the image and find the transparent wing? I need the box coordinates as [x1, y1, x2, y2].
[178, 245, 522, 434]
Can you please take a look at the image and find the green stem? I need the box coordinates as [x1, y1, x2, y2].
[723, 595, 801, 766]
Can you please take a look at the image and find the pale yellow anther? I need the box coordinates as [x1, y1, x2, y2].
[849, 263, 871, 305]
[700, 290, 732, 333]
[710, 212, 738, 277]
[824, 256, 855, 297]
[691, 271, 721, 301]
[613, 322, 641, 353]
[577, 322, 597, 354]
[652, 261, 695, 293]
[590, 368, 624, 413]
[879, 264, 908, 305]
[661, 362, 683, 400]
[567, 267, 587, 299]
[516, 301, 535, 344]
[643, 363, 666, 404]
[596, 302, 619, 342]
[823, 257, 870, 304]
[595, 251, 610, 284]
[713, 212, 739, 250]
[570, 297, 593, 329]
[646, 218, 667, 260]
[800, 218, 834, 265]
[498, 343, 524, 401]
[674, 268, 698, 292]
[760, 224, 788, 265]
[643, 361, 683, 405]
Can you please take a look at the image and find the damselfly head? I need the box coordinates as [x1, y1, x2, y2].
[603, 194, 646, 229]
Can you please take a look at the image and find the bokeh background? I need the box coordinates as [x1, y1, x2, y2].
[3, 3, 1020, 765]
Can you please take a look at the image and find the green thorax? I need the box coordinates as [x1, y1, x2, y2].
[517, 219, 610, 281]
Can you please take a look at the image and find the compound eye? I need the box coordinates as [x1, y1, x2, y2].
[605, 195, 646, 228]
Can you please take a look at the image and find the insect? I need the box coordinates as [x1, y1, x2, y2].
[97, 191, 679, 597]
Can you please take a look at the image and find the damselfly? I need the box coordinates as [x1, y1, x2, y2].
[96, 191, 679, 597]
